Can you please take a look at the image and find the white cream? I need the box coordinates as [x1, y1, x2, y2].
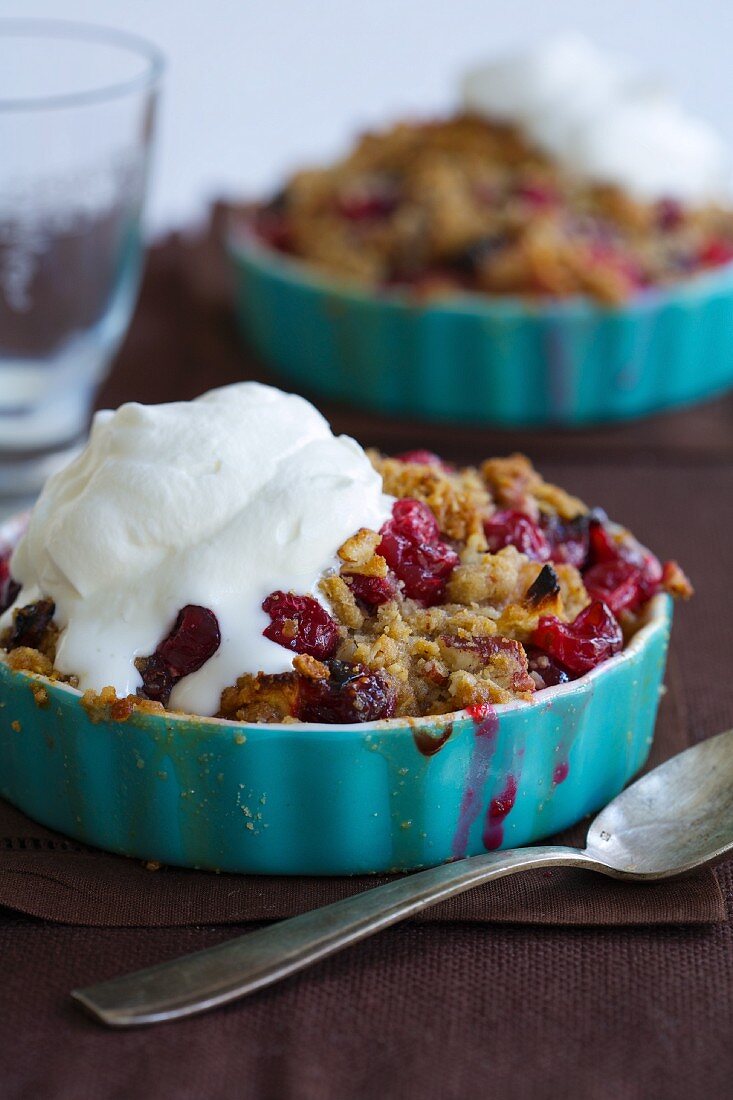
[461, 32, 729, 202]
[3, 383, 393, 716]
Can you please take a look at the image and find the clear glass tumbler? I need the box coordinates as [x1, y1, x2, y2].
[0, 20, 163, 503]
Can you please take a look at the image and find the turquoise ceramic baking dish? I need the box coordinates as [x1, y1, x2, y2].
[229, 229, 733, 427]
[0, 593, 671, 875]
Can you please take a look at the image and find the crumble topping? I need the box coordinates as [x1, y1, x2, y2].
[251, 114, 733, 304]
[1, 452, 691, 725]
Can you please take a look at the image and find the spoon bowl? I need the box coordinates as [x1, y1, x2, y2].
[73, 727, 733, 1027]
[585, 727, 733, 876]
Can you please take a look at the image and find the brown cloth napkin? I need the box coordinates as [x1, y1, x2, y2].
[0, 657, 724, 927]
[1, 216, 725, 934]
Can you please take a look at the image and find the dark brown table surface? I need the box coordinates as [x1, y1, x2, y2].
[2, 231, 733, 1099]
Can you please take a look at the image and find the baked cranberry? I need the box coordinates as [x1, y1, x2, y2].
[393, 449, 451, 470]
[0, 552, 20, 616]
[541, 513, 593, 569]
[584, 559, 652, 616]
[337, 180, 399, 222]
[524, 644, 570, 688]
[699, 238, 733, 267]
[589, 241, 645, 292]
[657, 198, 684, 231]
[296, 660, 396, 724]
[389, 498, 440, 541]
[516, 182, 557, 207]
[483, 510, 551, 562]
[586, 519, 663, 613]
[531, 600, 623, 675]
[263, 592, 340, 659]
[473, 181, 501, 206]
[138, 605, 221, 705]
[344, 573, 396, 608]
[378, 499, 459, 605]
[587, 519, 634, 565]
[7, 598, 55, 651]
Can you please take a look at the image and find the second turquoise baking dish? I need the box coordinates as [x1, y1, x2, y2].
[229, 230, 733, 427]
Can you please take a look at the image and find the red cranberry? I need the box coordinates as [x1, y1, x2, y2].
[657, 198, 684, 231]
[389, 498, 440, 542]
[337, 181, 399, 222]
[378, 499, 459, 606]
[483, 510, 551, 562]
[584, 559, 648, 616]
[139, 605, 221, 705]
[344, 573, 396, 608]
[516, 182, 557, 207]
[7, 599, 55, 651]
[589, 241, 645, 292]
[699, 238, 733, 267]
[0, 552, 20, 616]
[541, 513, 592, 569]
[296, 661, 396, 724]
[393, 449, 451, 470]
[473, 182, 500, 206]
[586, 520, 663, 612]
[531, 600, 623, 675]
[587, 520, 633, 565]
[263, 591, 340, 659]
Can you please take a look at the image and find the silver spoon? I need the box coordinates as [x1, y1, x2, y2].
[73, 726, 733, 1028]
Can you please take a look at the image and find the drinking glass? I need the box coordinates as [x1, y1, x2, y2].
[0, 20, 163, 505]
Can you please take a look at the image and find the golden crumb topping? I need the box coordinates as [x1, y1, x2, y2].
[2, 451, 691, 724]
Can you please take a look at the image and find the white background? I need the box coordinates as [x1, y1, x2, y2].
[5, 0, 733, 233]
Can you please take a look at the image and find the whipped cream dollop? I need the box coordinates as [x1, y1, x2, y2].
[4, 383, 393, 716]
[461, 32, 729, 202]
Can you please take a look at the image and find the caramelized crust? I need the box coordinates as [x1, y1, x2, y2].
[481, 453, 586, 520]
[219, 673, 299, 724]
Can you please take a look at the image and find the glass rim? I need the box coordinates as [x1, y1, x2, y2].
[0, 18, 165, 112]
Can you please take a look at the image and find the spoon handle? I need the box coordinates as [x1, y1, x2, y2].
[73, 845, 596, 1027]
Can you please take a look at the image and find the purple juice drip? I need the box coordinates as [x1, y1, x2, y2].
[552, 760, 570, 785]
[482, 774, 518, 851]
[451, 705, 499, 859]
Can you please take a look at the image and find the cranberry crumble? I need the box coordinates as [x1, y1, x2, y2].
[2, 450, 691, 725]
[249, 113, 733, 305]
